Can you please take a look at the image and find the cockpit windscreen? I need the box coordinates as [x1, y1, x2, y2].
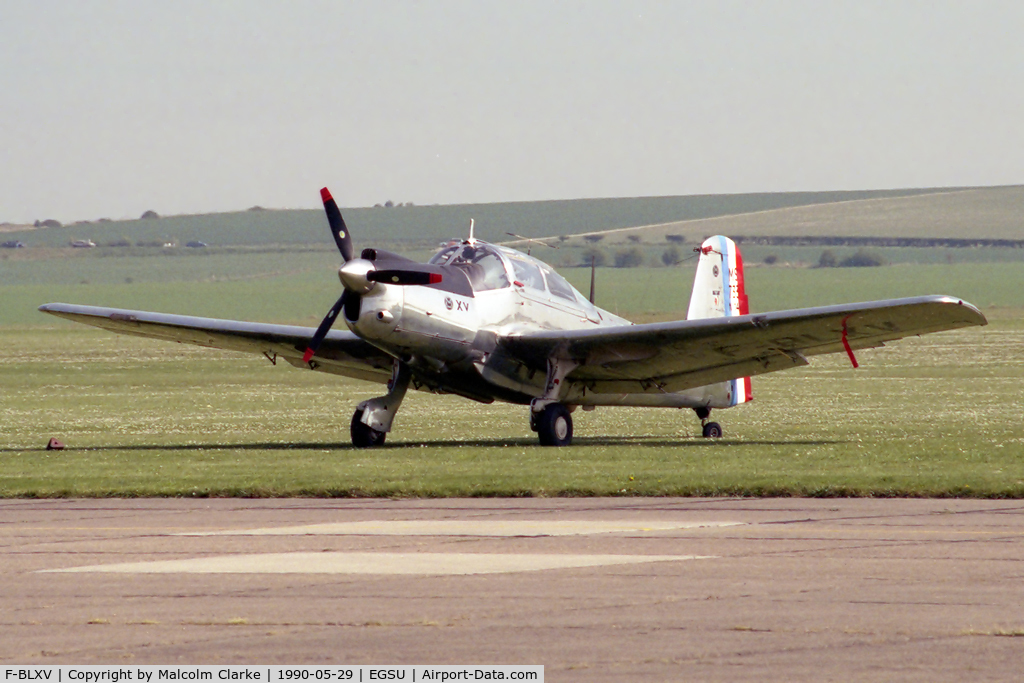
[429, 244, 510, 292]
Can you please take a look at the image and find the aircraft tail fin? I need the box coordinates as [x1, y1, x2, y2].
[687, 236, 752, 405]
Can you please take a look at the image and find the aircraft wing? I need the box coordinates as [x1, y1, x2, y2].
[499, 295, 986, 395]
[38, 303, 395, 384]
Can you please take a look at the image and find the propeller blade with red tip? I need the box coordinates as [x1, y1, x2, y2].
[366, 269, 443, 286]
[321, 187, 354, 262]
[302, 292, 347, 363]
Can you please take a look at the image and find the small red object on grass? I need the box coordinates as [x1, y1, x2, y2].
[46, 438, 65, 451]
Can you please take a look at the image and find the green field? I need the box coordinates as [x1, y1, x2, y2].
[0, 317, 1018, 497]
[3, 188, 1022, 497]
[5, 260, 1024, 326]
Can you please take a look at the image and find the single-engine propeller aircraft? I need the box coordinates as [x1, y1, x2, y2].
[41, 188, 987, 447]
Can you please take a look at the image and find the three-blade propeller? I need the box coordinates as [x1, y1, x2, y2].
[302, 188, 443, 364]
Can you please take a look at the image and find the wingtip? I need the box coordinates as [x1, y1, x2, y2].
[320, 187, 333, 203]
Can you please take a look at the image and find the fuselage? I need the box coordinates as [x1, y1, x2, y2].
[338, 240, 734, 410]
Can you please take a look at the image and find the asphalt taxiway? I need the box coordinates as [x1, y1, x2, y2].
[2, 498, 1022, 681]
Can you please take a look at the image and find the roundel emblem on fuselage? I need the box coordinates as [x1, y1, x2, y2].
[338, 230, 346, 239]
[444, 296, 453, 310]
[712, 265, 719, 277]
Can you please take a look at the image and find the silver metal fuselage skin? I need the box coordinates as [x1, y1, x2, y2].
[343, 242, 734, 410]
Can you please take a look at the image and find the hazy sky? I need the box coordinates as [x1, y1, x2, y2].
[2, 1, 1023, 222]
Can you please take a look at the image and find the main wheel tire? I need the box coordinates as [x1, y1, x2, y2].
[351, 409, 386, 448]
[702, 421, 723, 439]
[537, 403, 573, 447]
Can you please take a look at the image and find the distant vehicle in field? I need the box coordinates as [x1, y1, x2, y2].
[1, 240, 26, 248]
[70, 239, 96, 248]
[40, 187, 988, 447]
[186, 241, 208, 248]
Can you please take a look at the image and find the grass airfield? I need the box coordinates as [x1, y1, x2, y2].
[3, 187, 1023, 497]
[1, 314, 1018, 498]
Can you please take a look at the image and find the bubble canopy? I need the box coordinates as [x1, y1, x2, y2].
[429, 242, 587, 304]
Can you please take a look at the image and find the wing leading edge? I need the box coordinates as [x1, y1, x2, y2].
[38, 303, 394, 384]
[499, 295, 987, 396]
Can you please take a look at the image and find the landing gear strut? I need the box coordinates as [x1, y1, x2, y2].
[694, 407, 722, 439]
[350, 361, 410, 448]
[530, 357, 579, 447]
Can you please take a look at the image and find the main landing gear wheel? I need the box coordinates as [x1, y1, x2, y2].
[536, 403, 573, 447]
[702, 421, 723, 439]
[351, 408, 386, 448]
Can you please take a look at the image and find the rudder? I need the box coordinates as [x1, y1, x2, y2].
[687, 235, 752, 405]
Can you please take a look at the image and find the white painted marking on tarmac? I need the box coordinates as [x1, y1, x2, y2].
[176, 520, 742, 537]
[40, 552, 711, 575]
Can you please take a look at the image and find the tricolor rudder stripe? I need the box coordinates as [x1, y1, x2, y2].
[727, 237, 753, 404]
[730, 374, 753, 406]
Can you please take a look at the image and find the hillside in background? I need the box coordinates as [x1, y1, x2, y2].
[2, 187, 956, 249]
[6, 184, 1024, 327]
[595, 186, 1024, 245]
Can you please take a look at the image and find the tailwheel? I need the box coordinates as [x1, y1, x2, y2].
[702, 421, 723, 439]
[536, 403, 573, 447]
[351, 408, 386, 448]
